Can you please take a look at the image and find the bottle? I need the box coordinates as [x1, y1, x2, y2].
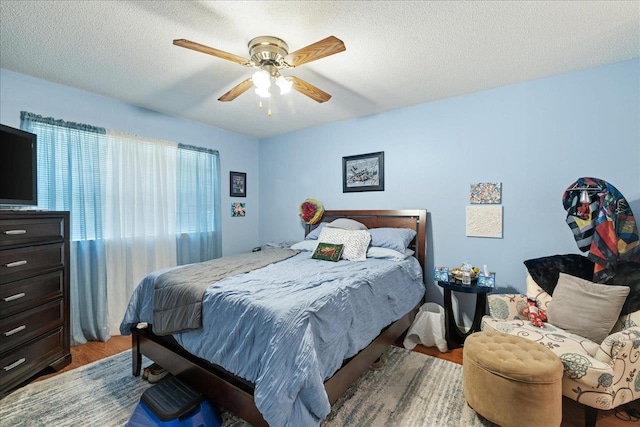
[462, 262, 472, 285]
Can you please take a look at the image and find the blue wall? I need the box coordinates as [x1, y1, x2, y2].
[259, 59, 640, 324]
[2, 59, 639, 327]
[0, 69, 261, 256]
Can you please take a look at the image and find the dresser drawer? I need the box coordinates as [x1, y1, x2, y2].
[0, 243, 64, 284]
[0, 327, 65, 394]
[0, 217, 64, 248]
[0, 271, 64, 318]
[0, 299, 64, 354]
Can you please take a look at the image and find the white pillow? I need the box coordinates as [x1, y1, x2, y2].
[326, 218, 368, 230]
[317, 227, 371, 261]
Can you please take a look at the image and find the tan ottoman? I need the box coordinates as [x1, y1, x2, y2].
[463, 331, 563, 427]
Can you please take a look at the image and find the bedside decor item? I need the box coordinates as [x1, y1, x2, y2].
[298, 198, 324, 224]
[230, 171, 246, 197]
[312, 242, 344, 262]
[342, 151, 384, 192]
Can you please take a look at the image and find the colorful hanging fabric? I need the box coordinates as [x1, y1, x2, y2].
[562, 177, 640, 282]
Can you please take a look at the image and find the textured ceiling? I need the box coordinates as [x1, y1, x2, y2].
[1, 1, 638, 139]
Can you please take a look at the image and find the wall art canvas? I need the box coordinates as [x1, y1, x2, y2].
[231, 202, 246, 217]
[343, 151, 384, 192]
[470, 182, 502, 204]
[466, 205, 503, 238]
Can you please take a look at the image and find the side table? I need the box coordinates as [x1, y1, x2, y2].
[437, 280, 492, 349]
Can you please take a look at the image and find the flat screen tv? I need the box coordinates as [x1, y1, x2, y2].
[0, 124, 38, 207]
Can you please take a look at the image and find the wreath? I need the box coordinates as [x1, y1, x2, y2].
[299, 198, 324, 225]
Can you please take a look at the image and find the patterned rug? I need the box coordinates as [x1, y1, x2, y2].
[0, 346, 492, 426]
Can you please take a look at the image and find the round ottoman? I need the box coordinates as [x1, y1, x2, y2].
[463, 331, 563, 427]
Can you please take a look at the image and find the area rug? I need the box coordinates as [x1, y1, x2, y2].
[0, 346, 492, 426]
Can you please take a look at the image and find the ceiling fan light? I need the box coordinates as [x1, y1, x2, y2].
[276, 76, 293, 95]
[255, 87, 271, 98]
[252, 70, 271, 89]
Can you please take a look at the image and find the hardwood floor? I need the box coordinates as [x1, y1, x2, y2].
[33, 337, 640, 426]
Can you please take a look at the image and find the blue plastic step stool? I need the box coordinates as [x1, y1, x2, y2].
[126, 375, 221, 427]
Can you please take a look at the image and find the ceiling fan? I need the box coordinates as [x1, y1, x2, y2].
[173, 35, 346, 104]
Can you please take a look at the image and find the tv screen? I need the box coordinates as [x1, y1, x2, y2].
[0, 124, 37, 206]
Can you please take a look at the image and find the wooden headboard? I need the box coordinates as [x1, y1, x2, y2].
[305, 209, 427, 270]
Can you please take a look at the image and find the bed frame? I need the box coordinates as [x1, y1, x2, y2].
[131, 209, 427, 426]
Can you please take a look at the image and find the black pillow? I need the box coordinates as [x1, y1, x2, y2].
[607, 262, 640, 315]
[523, 254, 594, 296]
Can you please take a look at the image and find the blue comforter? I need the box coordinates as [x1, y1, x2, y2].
[120, 251, 424, 426]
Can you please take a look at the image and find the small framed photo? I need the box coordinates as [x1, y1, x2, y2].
[230, 171, 246, 197]
[231, 202, 246, 217]
[343, 151, 385, 192]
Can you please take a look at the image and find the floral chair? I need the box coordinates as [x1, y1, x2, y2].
[481, 275, 640, 427]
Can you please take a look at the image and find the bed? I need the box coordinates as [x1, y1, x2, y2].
[120, 209, 427, 426]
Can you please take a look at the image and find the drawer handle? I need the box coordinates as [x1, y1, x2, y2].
[3, 229, 27, 235]
[5, 260, 27, 268]
[4, 325, 26, 336]
[3, 358, 26, 371]
[3, 293, 26, 302]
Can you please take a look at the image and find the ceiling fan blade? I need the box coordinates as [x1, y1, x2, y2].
[173, 39, 250, 66]
[290, 76, 331, 103]
[284, 36, 346, 67]
[218, 78, 254, 102]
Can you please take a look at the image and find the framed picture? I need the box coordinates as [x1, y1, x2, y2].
[342, 151, 385, 192]
[230, 171, 246, 197]
[231, 202, 246, 217]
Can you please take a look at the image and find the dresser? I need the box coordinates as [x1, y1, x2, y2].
[0, 210, 71, 395]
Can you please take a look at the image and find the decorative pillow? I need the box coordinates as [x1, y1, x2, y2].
[312, 243, 344, 262]
[526, 275, 553, 311]
[368, 228, 416, 253]
[547, 273, 630, 343]
[523, 254, 594, 296]
[290, 240, 319, 251]
[366, 246, 408, 260]
[488, 294, 528, 320]
[317, 227, 371, 261]
[326, 218, 368, 231]
[305, 222, 329, 240]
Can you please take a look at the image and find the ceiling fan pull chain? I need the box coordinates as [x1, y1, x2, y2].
[268, 97, 272, 117]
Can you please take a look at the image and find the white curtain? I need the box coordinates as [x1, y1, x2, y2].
[104, 131, 178, 335]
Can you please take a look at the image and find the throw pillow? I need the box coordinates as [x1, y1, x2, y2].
[326, 218, 368, 230]
[317, 227, 371, 261]
[368, 228, 417, 253]
[523, 254, 595, 296]
[312, 243, 344, 262]
[547, 273, 630, 343]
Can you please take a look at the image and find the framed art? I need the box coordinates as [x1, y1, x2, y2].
[231, 202, 246, 217]
[342, 151, 385, 192]
[230, 171, 246, 197]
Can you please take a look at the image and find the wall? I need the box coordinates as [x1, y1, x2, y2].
[0, 68, 260, 256]
[259, 58, 640, 325]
